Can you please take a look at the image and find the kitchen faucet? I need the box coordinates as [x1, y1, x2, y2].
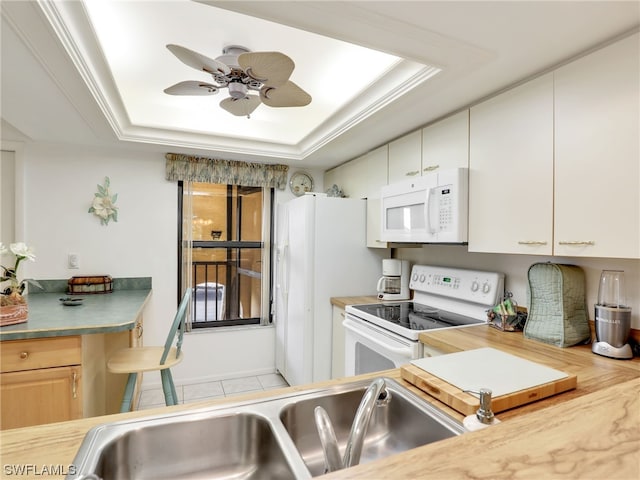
[314, 378, 388, 473]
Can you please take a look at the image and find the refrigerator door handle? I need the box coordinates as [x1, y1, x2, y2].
[280, 244, 289, 297]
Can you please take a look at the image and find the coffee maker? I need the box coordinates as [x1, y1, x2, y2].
[377, 259, 410, 301]
[592, 270, 633, 359]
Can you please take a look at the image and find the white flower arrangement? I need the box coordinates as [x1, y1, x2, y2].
[0, 242, 36, 306]
[89, 176, 118, 225]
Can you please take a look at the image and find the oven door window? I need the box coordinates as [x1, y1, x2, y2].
[355, 342, 396, 375]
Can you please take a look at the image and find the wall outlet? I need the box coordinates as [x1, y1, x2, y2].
[68, 253, 79, 269]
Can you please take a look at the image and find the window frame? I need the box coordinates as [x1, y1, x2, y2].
[177, 181, 275, 329]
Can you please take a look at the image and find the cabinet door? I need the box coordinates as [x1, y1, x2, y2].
[0, 366, 82, 429]
[388, 130, 422, 184]
[347, 145, 389, 199]
[468, 73, 554, 254]
[359, 146, 389, 248]
[331, 306, 346, 379]
[324, 145, 389, 248]
[554, 33, 639, 258]
[421, 110, 469, 173]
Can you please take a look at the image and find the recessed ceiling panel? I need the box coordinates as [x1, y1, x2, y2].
[81, 0, 433, 149]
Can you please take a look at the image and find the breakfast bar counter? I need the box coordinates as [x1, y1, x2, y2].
[0, 278, 152, 341]
[1, 325, 638, 479]
[0, 279, 152, 427]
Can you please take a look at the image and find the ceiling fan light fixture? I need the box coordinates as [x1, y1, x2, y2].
[166, 44, 312, 116]
[228, 82, 248, 99]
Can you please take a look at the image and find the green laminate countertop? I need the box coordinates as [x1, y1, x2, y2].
[0, 278, 152, 341]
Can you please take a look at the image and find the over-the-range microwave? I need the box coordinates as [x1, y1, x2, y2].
[380, 167, 468, 243]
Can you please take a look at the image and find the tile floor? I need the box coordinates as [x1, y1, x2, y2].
[137, 373, 289, 410]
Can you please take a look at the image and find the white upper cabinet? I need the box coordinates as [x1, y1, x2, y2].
[388, 130, 422, 184]
[468, 73, 554, 255]
[469, 32, 639, 259]
[553, 33, 639, 259]
[422, 110, 469, 173]
[323, 145, 389, 248]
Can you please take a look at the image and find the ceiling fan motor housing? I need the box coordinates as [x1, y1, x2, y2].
[216, 45, 250, 68]
[228, 82, 248, 99]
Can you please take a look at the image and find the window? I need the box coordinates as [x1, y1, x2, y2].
[179, 182, 274, 329]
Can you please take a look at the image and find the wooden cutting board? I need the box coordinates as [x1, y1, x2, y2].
[401, 347, 577, 416]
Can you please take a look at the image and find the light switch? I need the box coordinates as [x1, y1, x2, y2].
[68, 253, 79, 269]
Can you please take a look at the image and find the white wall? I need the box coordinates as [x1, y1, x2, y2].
[12, 141, 287, 388]
[397, 245, 640, 329]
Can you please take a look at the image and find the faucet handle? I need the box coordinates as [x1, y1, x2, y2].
[476, 388, 495, 424]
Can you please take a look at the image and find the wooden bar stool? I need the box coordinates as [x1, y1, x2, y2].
[108, 290, 191, 412]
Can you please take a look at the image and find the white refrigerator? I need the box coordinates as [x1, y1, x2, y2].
[275, 194, 385, 386]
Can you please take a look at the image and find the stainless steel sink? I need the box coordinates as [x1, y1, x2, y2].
[279, 379, 464, 476]
[68, 378, 463, 479]
[89, 413, 297, 479]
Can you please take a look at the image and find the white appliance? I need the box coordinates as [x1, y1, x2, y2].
[344, 265, 504, 376]
[275, 194, 384, 386]
[380, 167, 468, 243]
[377, 259, 410, 301]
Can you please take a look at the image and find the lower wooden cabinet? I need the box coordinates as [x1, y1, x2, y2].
[0, 336, 82, 429]
[0, 366, 82, 429]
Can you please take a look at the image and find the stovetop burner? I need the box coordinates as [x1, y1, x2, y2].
[349, 301, 485, 333]
[346, 265, 504, 341]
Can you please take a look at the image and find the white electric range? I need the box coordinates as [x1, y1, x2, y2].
[344, 265, 505, 375]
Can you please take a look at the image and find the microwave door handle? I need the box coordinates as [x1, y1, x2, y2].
[426, 187, 438, 234]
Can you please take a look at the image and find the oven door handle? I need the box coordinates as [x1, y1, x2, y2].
[343, 318, 413, 357]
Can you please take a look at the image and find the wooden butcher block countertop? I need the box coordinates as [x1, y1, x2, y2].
[418, 324, 639, 420]
[1, 325, 638, 479]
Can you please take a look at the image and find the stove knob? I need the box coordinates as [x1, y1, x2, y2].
[482, 282, 491, 294]
[412, 273, 419, 282]
[419, 274, 426, 283]
[471, 281, 480, 292]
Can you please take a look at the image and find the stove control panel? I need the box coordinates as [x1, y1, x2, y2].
[409, 265, 505, 306]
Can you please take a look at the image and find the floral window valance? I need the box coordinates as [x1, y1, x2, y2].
[165, 153, 289, 190]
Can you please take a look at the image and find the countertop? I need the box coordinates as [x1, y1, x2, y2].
[330, 295, 381, 309]
[0, 279, 152, 341]
[1, 325, 638, 479]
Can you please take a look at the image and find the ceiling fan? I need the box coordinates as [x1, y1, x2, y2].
[164, 44, 312, 118]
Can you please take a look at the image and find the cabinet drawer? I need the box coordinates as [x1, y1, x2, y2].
[0, 336, 82, 373]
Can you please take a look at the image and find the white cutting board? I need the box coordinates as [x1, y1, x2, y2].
[410, 347, 569, 397]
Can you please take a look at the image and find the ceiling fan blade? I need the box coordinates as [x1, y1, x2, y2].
[219, 95, 262, 117]
[238, 52, 294, 88]
[164, 81, 220, 96]
[260, 81, 312, 108]
[166, 44, 231, 75]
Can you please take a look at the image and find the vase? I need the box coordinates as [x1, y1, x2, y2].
[0, 302, 28, 327]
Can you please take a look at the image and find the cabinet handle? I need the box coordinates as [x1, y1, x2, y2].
[19, 351, 29, 360]
[136, 323, 143, 339]
[72, 371, 78, 399]
[423, 165, 440, 172]
[517, 241, 548, 245]
[405, 170, 420, 177]
[558, 240, 595, 246]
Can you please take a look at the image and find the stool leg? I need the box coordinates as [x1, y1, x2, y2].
[120, 373, 138, 413]
[160, 369, 179, 406]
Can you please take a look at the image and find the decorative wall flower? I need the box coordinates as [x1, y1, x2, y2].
[0, 242, 36, 306]
[89, 176, 118, 225]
